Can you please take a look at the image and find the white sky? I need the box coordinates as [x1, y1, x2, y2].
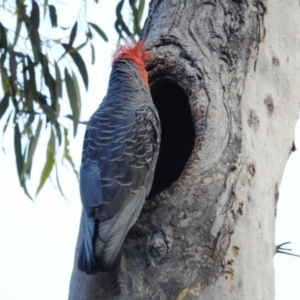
[0, 1, 299, 299]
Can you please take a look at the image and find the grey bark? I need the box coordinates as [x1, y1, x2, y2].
[69, 0, 300, 299]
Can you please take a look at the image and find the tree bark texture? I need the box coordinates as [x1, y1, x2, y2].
[69, 1, 300, 299]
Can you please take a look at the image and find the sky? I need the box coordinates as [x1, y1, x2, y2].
[0, 1, 300, 299]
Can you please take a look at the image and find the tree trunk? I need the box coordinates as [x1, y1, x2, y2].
[69, 1, 300, 299]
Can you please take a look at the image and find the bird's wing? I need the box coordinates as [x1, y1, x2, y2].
[78, 104, 160, 273]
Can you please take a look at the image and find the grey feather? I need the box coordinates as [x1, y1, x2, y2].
[78, 58, 161, 274]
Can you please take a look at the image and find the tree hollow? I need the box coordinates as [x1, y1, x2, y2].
[148, 79, 195, 199]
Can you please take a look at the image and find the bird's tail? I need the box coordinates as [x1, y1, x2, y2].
[94, 188, 146, 272]
[78, 214, 99, 274]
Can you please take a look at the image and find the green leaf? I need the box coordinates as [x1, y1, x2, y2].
[38, 52, 57, 109]
[0, 93, 9, 120]
[130, 0, 144, 35]
[131, 6, 141, 35]
[72, 40, 88, 53]
[47, 73, 57, 111]
[65, 68, 81, 136]
[63, 128, 78, 179]
[38, 51, 49, 78]
[54, 123, 62, 146]
[138, 0, 145, 24]
[40, 104, 57, 125]
[27, 55, 37, 101]
[36, 128, 55, 196]
[0, 22, 7, 49]
[14, 122, 24, 183]
[37, 50, 45, 65]
[23, 111, 35, 134]
[91, 43, 95, 65]
[29, 28, 41, 58]
[88, 22, 108, 42]
[48, 5, 57, 28]
[21, 117, 42, 179]
[27, 4, 41, 58]
[23, 61, 32, 110]
[9, 50, 17, 85]
[54, 61, 62, 99]
[1, 68, 9, 93]
[0, 50, 7, 67]
[22, 182, 33, 200]
[55, 163, 66, 200]
[71, 70, 81, 106]
[115, 0, 132, 38]
[68, 21, 77, 48]
[62, 44, 88, 90]
[12, 16, 22, 47]
[2, 111, 12, 137]
[31, 0, 40, 29]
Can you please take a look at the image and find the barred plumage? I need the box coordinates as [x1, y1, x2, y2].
[78, 44, 160, 274]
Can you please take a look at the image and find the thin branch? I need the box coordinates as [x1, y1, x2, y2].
[276, 242, 300, 258]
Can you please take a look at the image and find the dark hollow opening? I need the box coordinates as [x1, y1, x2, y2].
[147, 78, 196, 199]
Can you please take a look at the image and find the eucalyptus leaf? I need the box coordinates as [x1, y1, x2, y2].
[0, 50, 7, 67]
[9, 50, 17, 85]
[63, 128, 79, 179]
[29, 27, 41, 58]
[48, 5, 57, 28]
[23, 111, 35, 134]
[55, 123, 62, 146]
[65, 68, 81, 136]
[2, 111, 12, 137]
[69, 21, 77, 47]
[91, 43, 95, 65]
[72, 40, 88, 53]
[31, 0, 40, 29]
[115, 0, 132, 38]
[21, 117, 42, 179]
[88, 22, 108, 42]
[55, 163, 66, 199]
[0, 22, 7, 49]
[39, 52, 57, 110]
[12, 11, 22, 47]
[138, 0, 145, 23]
[0, 93, 9, 120]
[27, 55, 37, 101]
[1, 68, 9, 93]
[62, 44, 88, 90]
[14, 122, 24, 183]
[40, 103, 57, 125]
[55, 61, 62, 99]
[36, 128, 55, 196]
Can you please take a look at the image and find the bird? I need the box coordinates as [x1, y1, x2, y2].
[78, 41, 161, 274]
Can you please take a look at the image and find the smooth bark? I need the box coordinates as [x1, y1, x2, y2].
[69, 1, 300, 299]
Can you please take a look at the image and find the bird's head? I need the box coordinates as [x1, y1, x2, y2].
[113, 41, 149, 86]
